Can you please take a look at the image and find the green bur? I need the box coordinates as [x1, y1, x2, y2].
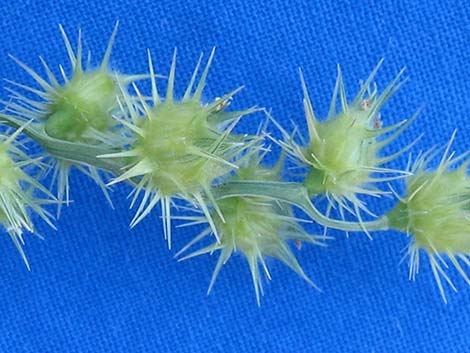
[386, 133, 470, 302]
[1, 23, 141, 211]
[132, 100, 232, 196]
[104, 49, 258, 246]
[387, 167, 470, 253]
[6, 24, 122, 142]
[303, 107, 379, 197]
[275, 62, 418, 230]
[177, 151, 325, 305]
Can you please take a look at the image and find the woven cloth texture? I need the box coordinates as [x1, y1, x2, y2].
[0, 0, 469, 352]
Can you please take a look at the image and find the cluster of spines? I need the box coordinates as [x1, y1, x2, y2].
[2, 23, 142, 214]
[176, 148, 327, 304]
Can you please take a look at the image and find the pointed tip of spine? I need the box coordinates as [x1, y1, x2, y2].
[100, 21, 120, 71]
[74, 29, 83, 74]
[58, 24, 77, 68]
[147, 49, 161, 104]
[165, 48, 177, 102]
[183, 52, 204, 101]
[336, 65, 348, 113]
[193, 47, 216, 100]
[351, 59, 385, 106]
[438, 129, 458, 169]
[298, 67, 309, 98]
[298, 69, 320, 142]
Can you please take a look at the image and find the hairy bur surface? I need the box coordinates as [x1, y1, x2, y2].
[45, 70, 117, 141]
[131, 100, 233, 196]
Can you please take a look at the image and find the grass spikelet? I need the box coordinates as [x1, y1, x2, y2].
[104, 49, 258, 247]
[0, 125, 55, 268]
[387, 131, 470, 302]
[273, 62, 419, 232]
[176, 148, 326, 305]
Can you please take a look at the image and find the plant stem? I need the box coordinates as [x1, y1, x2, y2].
[213, 180, 390, 232]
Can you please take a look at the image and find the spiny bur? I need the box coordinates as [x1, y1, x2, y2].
[103, 49, 258, 247]
[387, 132, 470, 302]
[3, 23, 142, 213]
[176, 148, 326, 305]
[274, 61, 419, 236]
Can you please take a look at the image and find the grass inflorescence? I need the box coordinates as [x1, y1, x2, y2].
[0, 24, 469, 304]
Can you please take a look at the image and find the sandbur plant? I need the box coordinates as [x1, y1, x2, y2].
[1, 24, 469, 304]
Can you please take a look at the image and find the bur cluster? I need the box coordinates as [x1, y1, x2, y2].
[0, 24, 469, 304]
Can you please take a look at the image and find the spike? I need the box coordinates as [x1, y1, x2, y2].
[147, 49, 161, 104]
[166, 49, 177, 102]
[100, 21, 119, 71]
[58, 24, 76, 67]
[193, 47, 216, 100]
[183, 53, 203, 101]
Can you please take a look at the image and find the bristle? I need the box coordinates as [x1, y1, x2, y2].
[183, 53, 203, 101]
[193, 47, 215, 100]
[59, 24, 76, 67]
[166, 49, 177, 102]
[147, 50, 161, 104]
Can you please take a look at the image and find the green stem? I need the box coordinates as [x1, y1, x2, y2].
[0, 115, 125, 175]
[213, 180, 390, 232]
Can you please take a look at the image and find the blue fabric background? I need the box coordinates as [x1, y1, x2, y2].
[0, 0, 469, 352]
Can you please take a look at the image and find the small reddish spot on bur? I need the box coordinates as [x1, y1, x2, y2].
[360, 99, 371, 110]
[374, 114, 383, 129]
